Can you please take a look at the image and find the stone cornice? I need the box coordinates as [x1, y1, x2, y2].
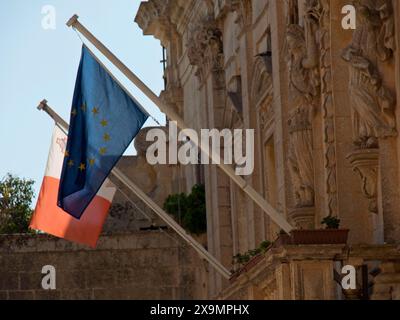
[217, 244, 400, 299]
[214, 0, 253, 30]
[135, 0, 171, 46]
[135, 0, 191, 46]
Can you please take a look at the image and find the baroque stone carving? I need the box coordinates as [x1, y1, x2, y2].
[251, 54, 273, 105]
[250, 53, 274, 132]
[286, 8, 320, 209]
[317, 0, 338, 217]
[187, 16, 224, 82]
[160, 86, 184, 116]
[134, 0, 172, 46]
[288, 107, 314, 208]
[258, 95, 274, 132]
[287, 0, 300, 25]
[214, 0, 253, 30]
[227, 0, 253, 30]
[342, 0, 396, 149]
[347, 149, 379, 213]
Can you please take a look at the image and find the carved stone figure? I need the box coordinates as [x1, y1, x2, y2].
[286, 11, 319, 208]
[288, 107, 314, 207]
[342, 0, 396, 148]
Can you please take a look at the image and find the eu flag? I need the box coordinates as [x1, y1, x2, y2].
[58, 45, 148, 219]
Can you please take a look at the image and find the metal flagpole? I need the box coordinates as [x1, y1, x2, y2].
[66, 14, 294, 234]
[37, 99, 231, 279]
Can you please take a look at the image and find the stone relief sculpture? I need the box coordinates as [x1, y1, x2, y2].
[187, 16, 224, 83]
[288, 107, 314, 207]
[286, 10, 319, 208]
[342, 0, 396, 149]
[316, 0, 339, 217]
[287, 0, 300, 25]
[342, 0, 397, 217]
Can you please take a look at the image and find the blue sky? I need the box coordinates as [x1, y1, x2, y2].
[0, 0, 165, 199]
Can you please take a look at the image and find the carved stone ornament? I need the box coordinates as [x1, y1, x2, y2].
[160, 86, 184, 116]
[134, 127, 166, 156]
[227, 0, 252, 30]
[288, 107, 315, 209]
[286, 5, 320, 211]
[347, 148, 379, 214]
[134, 0, 172, 46]
[288, 207, 315, 230]
[316, 0, 339, 217]
[187, 16, 224, 82]
[342, 0, 397, 149]
[258, 95, 274, 132]
[251, 54, 273, 106]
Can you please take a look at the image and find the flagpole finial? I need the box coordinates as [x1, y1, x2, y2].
[66, 14, 79, 28]
[37, 99, 48, 111]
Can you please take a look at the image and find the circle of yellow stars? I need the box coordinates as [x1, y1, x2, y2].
[66, 102, 111, 172]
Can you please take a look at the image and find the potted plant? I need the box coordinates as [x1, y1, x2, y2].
[290, 215, 349, 244]
[274, 216, 349, 246]
[230, 240, 272, 280]
[321, 215, 341, 229]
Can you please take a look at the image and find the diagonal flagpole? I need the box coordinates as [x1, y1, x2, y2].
[37, 99, 231, 280]
[66, 14, 294, 234]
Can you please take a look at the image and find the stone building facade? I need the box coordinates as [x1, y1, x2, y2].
[135, 0, 400, 299]
[2, 0, 400, 301]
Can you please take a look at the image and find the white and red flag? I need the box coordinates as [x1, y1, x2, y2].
[30, 125, 116, 247]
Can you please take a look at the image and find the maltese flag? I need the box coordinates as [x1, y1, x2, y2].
[30, 125, 116, 247]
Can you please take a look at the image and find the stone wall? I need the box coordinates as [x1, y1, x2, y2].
[0, 231, 207, 300]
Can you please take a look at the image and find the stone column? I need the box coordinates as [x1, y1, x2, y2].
[230, 0, 266, 250]
[268, 0, 291, 232]
[187, 15, 234, 296]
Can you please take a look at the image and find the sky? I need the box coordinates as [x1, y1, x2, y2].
[0, 0, 165, 200]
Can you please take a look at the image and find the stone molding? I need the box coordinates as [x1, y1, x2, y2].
[347, 148, 380, 214]
[217, 244, 400, 300]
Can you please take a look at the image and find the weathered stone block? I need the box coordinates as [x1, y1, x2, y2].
[57, 271, 86, 290]
[0, 273, 19, 290]
[60, 289, 93, 300]
[34, 290, 62, 300]
[85, 270, 116, 289]
[8, 290, 35, 300]
[19, 272, 41, 291]
[0, 291, 8, 300]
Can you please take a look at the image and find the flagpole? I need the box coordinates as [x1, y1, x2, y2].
[66, 14, 294, 234]
[37, 100, 231, 280]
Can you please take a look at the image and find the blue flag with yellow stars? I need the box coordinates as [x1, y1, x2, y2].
[58, 45, 148, 219]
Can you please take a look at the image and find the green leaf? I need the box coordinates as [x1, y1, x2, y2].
[0, 173, 35, 234]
